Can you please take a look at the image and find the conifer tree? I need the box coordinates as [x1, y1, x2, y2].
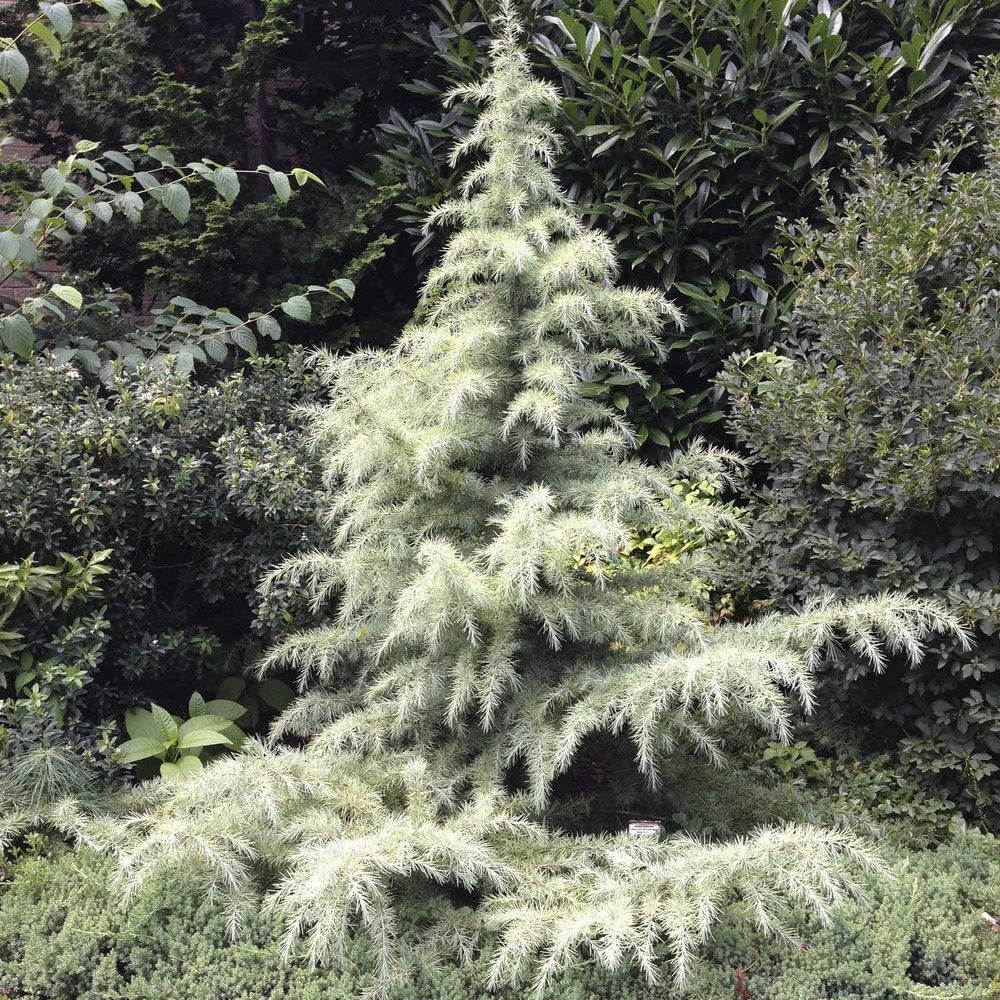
[77, 4, 965, 991]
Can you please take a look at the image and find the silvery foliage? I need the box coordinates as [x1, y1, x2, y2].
[67, 4, 965, 992]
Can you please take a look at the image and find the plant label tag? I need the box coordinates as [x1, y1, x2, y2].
[628, 820, 663, 838]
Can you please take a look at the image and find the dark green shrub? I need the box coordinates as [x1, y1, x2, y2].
[0, 835, 997, 999]
[372, 0, 1000, 446]
[721, 63, 1000, 820]
[0, 349, 320, 734]
[0, 0, 435, 340]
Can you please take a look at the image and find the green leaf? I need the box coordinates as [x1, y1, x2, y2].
[92, 201, 113, 223]
[188, 691, 206, 717]
[280, 295, 311, 322]
[268, 171, 291, 203]
[160, 755, 205, 780]
[258, 678, 295, 711]
[212, 166, 240, 204]
[177, 714, 232, 740]
[0, 46, 29, 92]
[91, 0, 127, 20]
[809, 132, 829, 167]
[42, 2, 73, 39]
[202, 699, 247, 721]
[102, 150, 134, 172]
[290, 167, 323, 187]
[256, 314, 281, 339]
[230, 326, 257, 353]
[160, 182, 190, 223]
[0, 231, 21, 261]
[41, 167, 65, 197]
[216, 676, 246, 701]
[0, 315, 34, 358]
[28, 20, 61, 58]
[124, 707, 159, 741]
[150, 702, 178, 744]
[177, 729, 233, 751]
[118, 737, 165, 763]
[51, 284, 83, 309]
[330, 278, 355, 298]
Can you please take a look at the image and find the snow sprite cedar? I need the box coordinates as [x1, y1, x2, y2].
[76, 2, 966, 992]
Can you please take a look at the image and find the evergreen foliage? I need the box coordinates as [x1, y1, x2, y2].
[721, 60, 1000, 821]
[1, 834, 998, 1000]
[58, 8, 973, 991]
[0, 350, 319, 753]
[372, 0, 1000, 448]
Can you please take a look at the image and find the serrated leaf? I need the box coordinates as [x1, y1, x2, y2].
[51, 284, 83, 309]
[92, 201, 113, 223]
[161, 182, 190, 223]
[230, 326, 257, 353]
[42, 2, 73, 39]
[0, 231, 20, 261]
[177, 729, 233, 750]
[41, 167, 65, 197]
[0, 314, 34, 357]
[256, 314, 281, 339]
[102, 150, 134, 172]
[0, 47, 29, 92]
[212, 166, 240, 204]
[147, 145, 175, 166]
[280, 295, 311, 321]
[92, 0, 127, 20]
[268, 171, 291, 203]
[204, 336, 228, 362]
[118, 737, 164, 763]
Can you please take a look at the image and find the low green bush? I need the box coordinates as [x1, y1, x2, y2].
[1, 833, 997, 1000]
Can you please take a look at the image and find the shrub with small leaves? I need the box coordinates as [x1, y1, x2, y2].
[721, 60, 1000, 821]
